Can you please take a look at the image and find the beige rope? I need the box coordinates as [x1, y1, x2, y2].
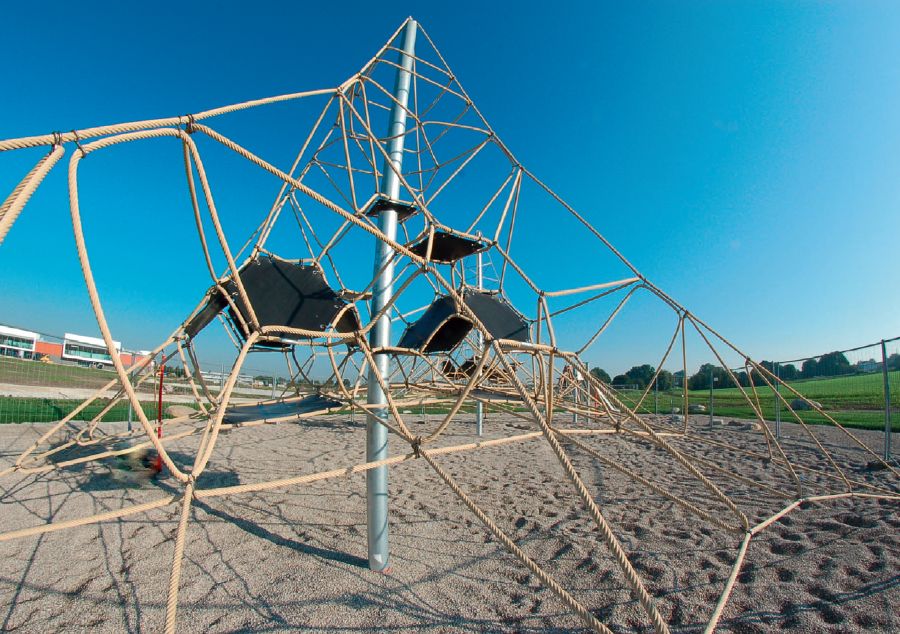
[490, 341, 670, 634]
[704, 532, 751, 634]
[558, 432, 742, 534]
[0, 146, 64, 245]
[165, 482, 194, 634]
[0, 19, 897, 634]
[0, 496, 176, 542]
[419, 450, 612, 634]
[0, 88, 337, 152]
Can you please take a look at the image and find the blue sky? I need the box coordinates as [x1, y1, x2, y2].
[1, 1, 899, 375]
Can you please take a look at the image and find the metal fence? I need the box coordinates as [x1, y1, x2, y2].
[615, 336, 898, 461]
[0, 324, 299, 425]
[768, 336, 899, 461]
[2, 324, 898, 463]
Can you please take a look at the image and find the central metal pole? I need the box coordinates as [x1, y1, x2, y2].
[366, 18, 417, 573]
[475, 251, 484, 436]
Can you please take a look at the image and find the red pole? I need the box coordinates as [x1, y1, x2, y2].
[155, 361, 165, 472]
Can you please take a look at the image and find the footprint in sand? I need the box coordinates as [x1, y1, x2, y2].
[776, 567, 794, 582]
[866, 559, 885, 573]
[776, 529, 804, 542]
[839, 513, 877, 529]
[769, 539, 805, 556]
[551, 543, 572, 560]
[779, 600, 800, 627]
[737, 562, 756, 584]
[813, 600, 845, 625]
[815, 519, 849, 536]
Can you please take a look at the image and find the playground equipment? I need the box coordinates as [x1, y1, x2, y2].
[0, 17, 897, 634]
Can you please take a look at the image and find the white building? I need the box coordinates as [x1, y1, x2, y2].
[0, 325, 39, 357]
[62, 332, 121, 366]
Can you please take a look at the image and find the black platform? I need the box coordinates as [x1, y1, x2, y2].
[223, 394, 343, 425]
[397, 290, 530, 353]
[365, 197, 418, 223]
[407, 231, 487, 263]
[185, 257, 360, 343]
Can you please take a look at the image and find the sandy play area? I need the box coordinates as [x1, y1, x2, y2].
[1, 413, 898, 632]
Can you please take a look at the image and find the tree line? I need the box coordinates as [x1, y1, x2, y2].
[589, 350, 900, 392]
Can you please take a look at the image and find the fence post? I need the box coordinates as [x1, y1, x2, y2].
[708, 368, 714, 429]
[775, 362, 781, 440]
[882, 340, 892, 461]
[654, 379, 659, 416]
[573, 376, 579, 424]
[126, 366, 134, 432]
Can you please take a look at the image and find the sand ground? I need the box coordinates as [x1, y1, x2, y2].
[0, 413, 898, 633]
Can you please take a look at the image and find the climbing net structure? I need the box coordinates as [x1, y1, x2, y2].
[0, 17, 897, 634]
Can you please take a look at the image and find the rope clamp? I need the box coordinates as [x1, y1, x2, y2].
[71, 130, 86, 157]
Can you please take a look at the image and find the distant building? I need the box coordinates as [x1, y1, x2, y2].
[855, 359, 879, 373]
[121, 350, 153, 367]
[62, 333, 122, 367]
[2, 323, 149, 368]
[34, 340, 63, 358]
[0, 325, 39, 358]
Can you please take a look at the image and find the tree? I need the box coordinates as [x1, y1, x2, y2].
[888, 353, 900, 371]
[815, 351, 850, 377]
[688, 363, 731, 390]
[623, 364, 656, 389]
[801, 358, 818, 379]
[612, 374, 629, 387]
[779, 363, 799, 380]
[688, 363, 714, 390]
[654, 369, 674, 391]
[590, 367, 611, 383]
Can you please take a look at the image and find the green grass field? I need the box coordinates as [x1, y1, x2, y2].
[2, 355, 897, 431]
[0, 397, 197, 424]
[614, 370, 900, 431]
[0, 356, 119, 389]
[693, 370, 900, 400]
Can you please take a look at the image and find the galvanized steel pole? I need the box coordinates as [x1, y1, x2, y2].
[365, 18, 417, 572]
[476, 251, 484, 436]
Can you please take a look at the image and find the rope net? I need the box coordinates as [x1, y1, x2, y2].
[0, 17, 897, 633]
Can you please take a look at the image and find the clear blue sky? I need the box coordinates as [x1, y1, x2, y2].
[1, 1, 899, 376]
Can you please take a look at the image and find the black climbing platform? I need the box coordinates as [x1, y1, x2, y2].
[365, 196, 418, 223]
[185, 257, 360, 343]
[397, 290, 530, 353]
[408, 230, 487, 263]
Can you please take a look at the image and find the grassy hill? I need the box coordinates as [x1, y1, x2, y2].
[614, 370, 899, 431]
